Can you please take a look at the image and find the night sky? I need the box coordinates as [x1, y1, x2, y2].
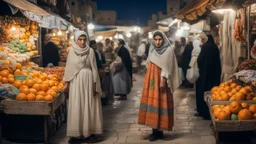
[95, 0, 166, 26]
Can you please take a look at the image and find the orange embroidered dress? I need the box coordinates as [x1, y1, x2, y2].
[138, 62, 174, 131]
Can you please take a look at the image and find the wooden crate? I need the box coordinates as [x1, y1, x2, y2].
[0, 92, 65, 115]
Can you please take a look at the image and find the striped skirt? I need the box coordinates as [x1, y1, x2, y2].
[138, 62, 174, 131]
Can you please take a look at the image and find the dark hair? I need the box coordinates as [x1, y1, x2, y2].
[117, 39, 125, 45]
[153, 31, 164, 39]
[180, 37, 186, 41]
[90, 40, 96, 47]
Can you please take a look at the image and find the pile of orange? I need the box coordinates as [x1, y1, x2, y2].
[211, 81, 255, 101]
[212, 101, 256, 120]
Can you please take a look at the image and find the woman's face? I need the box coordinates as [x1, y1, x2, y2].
[117, 43, 122, 48]
[76, 35, 87, 48]
[153, 35, 164, 48]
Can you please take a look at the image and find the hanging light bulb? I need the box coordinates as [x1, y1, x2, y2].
[88, 23, 95, 30]
[126, 32, 132, 38]
[53, 33, 56, 36]
[148, 32, 153, 39]
[57, 30, 62, 36]
[11, 26, 16, 31]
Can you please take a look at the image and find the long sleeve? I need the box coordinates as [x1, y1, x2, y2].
[91, 50, 99, 83]
[161, 69, 169, 79]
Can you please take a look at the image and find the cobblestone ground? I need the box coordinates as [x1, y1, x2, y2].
[3, 74, 256, 144]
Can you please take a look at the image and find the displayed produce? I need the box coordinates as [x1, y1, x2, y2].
[238, 59, 256, 71]
[46, 30, 70, 66]
[0, 46, 64, 102]
[211, 81, 256, 101]
[0, 16, 39, 57]
[44, 67, 65, 80]
[211, 101, 256, 121]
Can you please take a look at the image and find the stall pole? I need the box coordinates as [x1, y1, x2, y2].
[247, 6, 251, 59]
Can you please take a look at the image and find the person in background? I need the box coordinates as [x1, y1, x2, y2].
[63, 30, 103, 143]
[42, 34, 60, 67]
[111, 39, 132, 100]
[138, 31, 181, 141]
[180, 37, 194, 88]
[90, 40, 102, 69]
[174, 40, 182, 65]
[136, 39, 147, 74]
[105, 40, 115, 65]
[97, 42, 106, 65]
[195, 34, 221, 119]
[144, 39, 151, 60]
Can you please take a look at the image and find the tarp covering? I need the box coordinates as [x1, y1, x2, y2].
[175, 0, 225, 22]
[3, 0, 50, 16]
[3, 0, 71, 30]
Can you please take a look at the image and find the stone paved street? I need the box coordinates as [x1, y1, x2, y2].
[3, 74, 256, 144]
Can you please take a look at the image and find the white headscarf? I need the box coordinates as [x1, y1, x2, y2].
[147, 30, 182, 92]
[63, 30, 90, 82]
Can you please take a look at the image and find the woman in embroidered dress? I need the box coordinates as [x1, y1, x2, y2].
[138, 31, 182, 141]
[62, 30, 103, 143]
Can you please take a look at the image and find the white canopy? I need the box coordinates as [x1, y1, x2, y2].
[3, 0, 71, 30]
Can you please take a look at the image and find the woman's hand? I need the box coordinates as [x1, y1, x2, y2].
[160, 77, 166, 92]
[62, 82, 69, 94]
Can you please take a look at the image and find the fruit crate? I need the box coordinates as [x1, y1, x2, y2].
[0, 92, 65, 115]
[0, 92, 66, 144]
[204, 92, 256, 144]
[204, 91, 256, 106]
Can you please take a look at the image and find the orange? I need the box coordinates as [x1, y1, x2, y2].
[27, 93, 36, 101]
[14, 69, 23, 75]
[42, 81, 49, 87]
[44, 95, 53, 101]
[35, 95, 44, 101]
[16, 63, 22, 70]
[39, 75, 46, 81]
[16, 93, 27, 101]
[51, 86, 58, 92]
[1, 77, 8, 84]
[32, 84, 41, 91]
[48, 90, 57, 98]
[8, 77, 14, 84]
[20, 87, 30, 95]
[41, 84, 49, 92]
[37, 91, 46, 96]
[7, 74, 14, 79]
[236, 85, 243, 91]
[25, 79, 35, 87]
[19, 85, 29, 91]
[13, 80, 22, 88]
[36, 79, 43, 84]
[224, 86, 231, 93]
[48, 80, 55, 87]
[230, 83, 237, 88]
[0, 70, 9, 77]
[239, 88, 250, 95]
[29, 88, 37, 95]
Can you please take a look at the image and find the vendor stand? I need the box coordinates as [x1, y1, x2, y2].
[0, 0, 71, 143]
[203, 68, 256, 144]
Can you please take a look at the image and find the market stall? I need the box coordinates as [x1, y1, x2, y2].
[0, 1, 70, 143]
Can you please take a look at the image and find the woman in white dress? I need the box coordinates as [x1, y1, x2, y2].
[63, 30, 103, 143]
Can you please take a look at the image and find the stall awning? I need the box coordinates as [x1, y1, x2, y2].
[3, 0, 71, 30]
[175, 0, 224, 22]
[3, 0, 50, 16]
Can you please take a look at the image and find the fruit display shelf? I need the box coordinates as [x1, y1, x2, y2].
[0, 92, 66, 144]
[204, 92, 256, 144]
